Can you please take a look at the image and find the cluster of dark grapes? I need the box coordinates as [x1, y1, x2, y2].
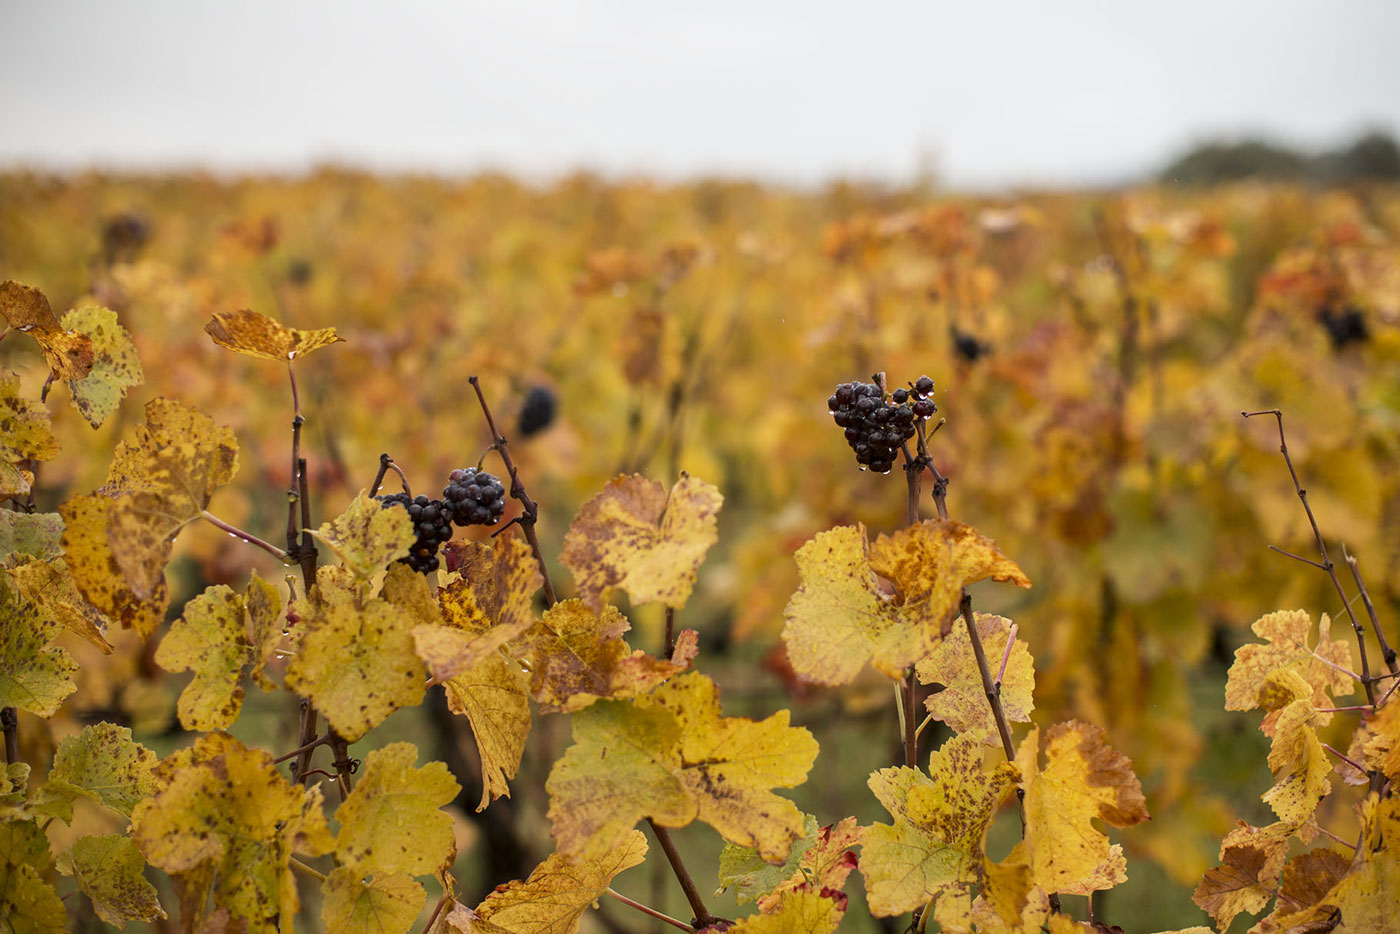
[376, 493, 454, 574]
[375, 468, 508, 574]
[1317, 306, 1368, 349]
[827, 375, 936, 473]
[443, 468, 508, 526]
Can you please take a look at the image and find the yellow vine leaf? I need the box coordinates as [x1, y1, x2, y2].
[415, 537, 540, 684]
[285, 570, 427, 741]
[154, 584, 250, 731]
[0, 572, 77, 717]
[61, 306, 143, 428]
[311, 492, 416, 579]
[861, 732, 1020, 916]
[470, 830, 647, 934]
[1261, 679, 1331, 825]
[323, 867, 424, 934]
[0, 280, 95, 381]
[0, 368, 60, 498]
[441, 643, 531, 812]
[917, 613, 1034, 740]
[103, 398, 240, 600]
[0, 863, 67, 934]
[518, 598, 698, 713]
[726, 889, 846, 934]
[415, 542, 538, 809]
[205, 308, 344, 361]
[547, 671, 817, 861]
[0, 511, 63, 560]
[1263, 846, 1351, 929]
[784, 520, 1030, 685]
[60, 493, 169, 637]
[973, 854, 1040, 933]
[333, 742, 461, 877]
[1012, 721, 1149, 897]
[32, 722, 160, 822]
[56, 833, 166, 926]
[0, 818, 49, 871]
[1345, 694, 1400, 786]
[1225, 609, 1354, 736]
[130, 734, 333, 934]
[7, 557, 113, 652]
[560, 472, 723, 611]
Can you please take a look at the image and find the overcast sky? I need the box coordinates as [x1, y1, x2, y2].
[3, 1, 1398, 189]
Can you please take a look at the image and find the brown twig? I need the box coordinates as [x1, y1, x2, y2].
[1320, 742, 1367, 775]
[1244, 411, 1378, 706]
[200, 511, 290, 562]
[296, 458, 318, 593]
[647, 820, 721, 928]
[606, 888, 693, 932]
[664, 607, 676, 659]
[1343, 546, 1399, 677]
[961, 592, 1025, 834]
[469, 377, 557, 606]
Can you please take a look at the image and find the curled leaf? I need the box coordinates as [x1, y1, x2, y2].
[205, 308, 343, 361]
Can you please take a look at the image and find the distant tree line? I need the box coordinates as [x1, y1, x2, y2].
[1160, 130, 1400, 184]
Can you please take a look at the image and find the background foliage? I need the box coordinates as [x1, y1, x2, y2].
[2, 169, 1399, 931]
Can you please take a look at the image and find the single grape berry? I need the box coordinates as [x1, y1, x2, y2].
[518, 385, 558, 437]
[1317, 306, 1368, 349]
[444, 468, 508, 526]
[376, 492, 453, 574]
[914, 374, 935, 395]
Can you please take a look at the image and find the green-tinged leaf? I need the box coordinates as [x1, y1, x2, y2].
[62, 305, 143, 428]
[311, 492, 415, 579]
[155, 584, 250, 730]
[285, 576, 426, 742]
[0, 862, 67, 934]
[33, 723, 160, 821]
[57, 834, 166, 925]
[0, 512, 63, 561]
[0, 572, 76, 716]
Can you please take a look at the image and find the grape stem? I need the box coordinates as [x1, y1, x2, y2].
[605, 888, 692, 932]
[1, 707, 17, 765]
[469, 376, 558, 606]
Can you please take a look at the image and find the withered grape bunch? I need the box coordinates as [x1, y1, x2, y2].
[828, 375, 936, 472]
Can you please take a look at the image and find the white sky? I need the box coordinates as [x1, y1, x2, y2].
[2, 1, 1398, 189]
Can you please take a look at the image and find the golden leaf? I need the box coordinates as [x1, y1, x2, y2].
[783, 521, 1030, 684]
[1225, 610, 1355, 736]
[0, 280, 95, 380]
[1013, 721, 1149, 897]
[205, 308, 343, 361]
[311, 492, 416, 580]
[333, 743, 460, 877]
[560, 472, 722, 611]
[470, 831, 647, 934]
[519, 599, 697, 712]
[546, 671, 817, 861]
[917, 613, 1034, 740]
